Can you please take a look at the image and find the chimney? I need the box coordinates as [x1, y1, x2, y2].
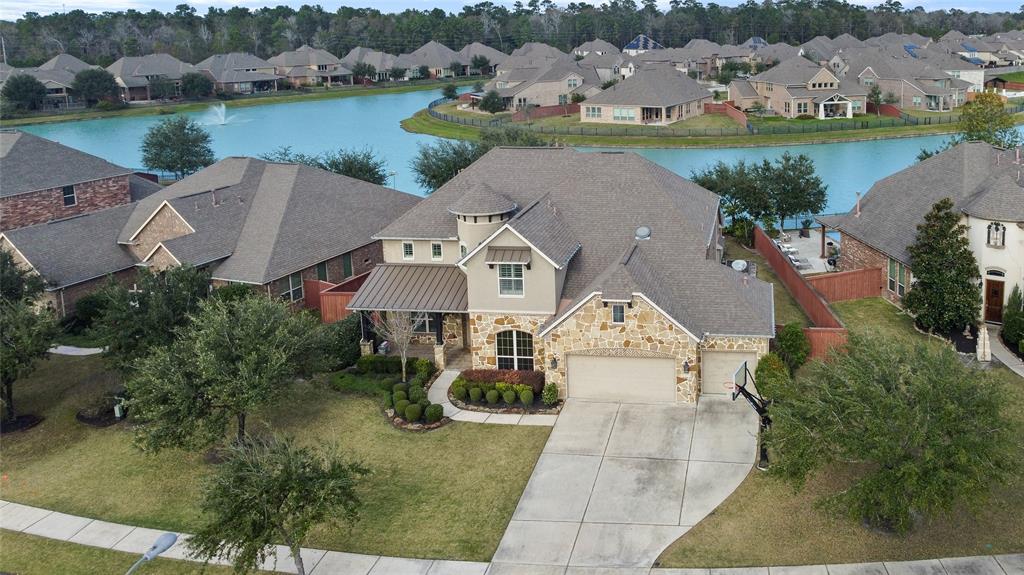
[854, 192, 861, 217]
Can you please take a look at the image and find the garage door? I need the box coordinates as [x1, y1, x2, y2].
[567, 355, 676, 404]
[701, 351, 758, 395]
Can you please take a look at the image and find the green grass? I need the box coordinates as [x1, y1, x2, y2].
[53, 329, 105, 348]
[657, 297, 1024, 567]
[0, 355, 550, 561]
[433, 101, 511, 122]
[997, 71, 1024, 83]
[0, 79, 483, 127]
[748, 113, 908, 131]
[724, 237, 809, 327]
[0, 530, 282, 574]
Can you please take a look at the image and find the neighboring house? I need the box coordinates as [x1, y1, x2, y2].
[579, 52, 628, 83]
[729, 56, 866, 118]
[106, 53, 197, 101]
[1, 156, 418, 317]
[402, 41, 468, 78]
[0, 130, 160, 231]
[0, 54, 98, 109]
[484, 56, 602, 110]
[194, 52, 280, 94]
[510, 42, 567, 60]
[459, 42, 507, 74]
[340, 47, 409, 81]
[268, 45, 352, 87]
[348, 147, 774, 404]
[818, 142, 1024, 323]
[831, 47, 973, 111]
[573, 39, 620, 57]
[622, 34, 664, 56]
[581, 65, 712, 125]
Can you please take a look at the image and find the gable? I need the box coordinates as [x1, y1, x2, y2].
[143, 243, 181, 271]
[127, 201, 194, 260]
[0, 235, 36, 273]
[808, 67, 838, 87]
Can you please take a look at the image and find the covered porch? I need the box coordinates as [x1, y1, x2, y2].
[815, 94, 853, 119]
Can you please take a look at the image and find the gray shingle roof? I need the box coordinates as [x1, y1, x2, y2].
[128, 175, 163, 202]
[459, 42, 508, 65]
[447, 182, 517, 216]
[585, 66, 711, 107]
[818, 142, 1024, 264]
[403, 41, 467, 69]
[376, 147, 773, 337]
[194, 53, 280, 83]
[731, 79, 758, 98]
[0, 130, 132, 198]
[751, 56, 831, 85]
[341, 47, 397, 71]
[106, 54, 196, 87]
[268, 45, 341, 68]
[574, 39, 620, 55]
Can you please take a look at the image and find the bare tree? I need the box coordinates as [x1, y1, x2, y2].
[369, 311, 418, 382]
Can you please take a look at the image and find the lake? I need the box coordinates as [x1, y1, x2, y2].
[20, 87, 1016, 216]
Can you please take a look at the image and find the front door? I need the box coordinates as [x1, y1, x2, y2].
[985, 279, 1005, 323]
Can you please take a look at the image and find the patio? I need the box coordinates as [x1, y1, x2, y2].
[777, 227, 840, 275]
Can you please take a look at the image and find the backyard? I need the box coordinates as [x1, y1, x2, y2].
[725, 236, 809, 327]
[658, 297, 1024, 567]
[0, 355, 550, 561]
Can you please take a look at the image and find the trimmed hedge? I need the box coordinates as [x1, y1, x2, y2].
[485, 390, 499, 405]
[520, 389, 534, 406]
[453, 385, 468, 401]
[459, 369, 545, 394]
[393, 390, 407, 403]
[358, 355, 437, 380]
[469, 387, 483, 402]
[404, 403, 423, 422]
[502, 390, 516, 404]
[394, 399, 411, 416]
[542, 383, 558, 406]
[425, 403, 444, 423]
[754, 352, 790, 400]
[776, 322, 811, 374]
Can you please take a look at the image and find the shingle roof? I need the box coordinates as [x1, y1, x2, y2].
[818, 142, 1024, 264]
[574, 39, 620, 55]
[268, 45, 341, 68]
[585, 66, 711, 107]
[730, 79, 758, 98]
[0, 130, 132, 198]
[106, 54, 196, 86]
[447, 182, 517, 216]
[37, 54, 96, 74]
[751, 56, 830, 85]
[347, 263, 467, 312]
[510, 43, 567, 59]
[403, 41, 467, 69]
[376, 148, 773, 337]
[459, 42, 508, 65]
[341, 46, 397, 72]
[194, 53, 280, 83]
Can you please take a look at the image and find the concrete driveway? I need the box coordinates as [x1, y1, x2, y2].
[492, 395, 759, 570]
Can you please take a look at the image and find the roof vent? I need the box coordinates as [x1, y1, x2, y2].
[634, 225, 652, 241]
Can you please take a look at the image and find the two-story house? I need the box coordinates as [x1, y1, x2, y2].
[106, 53, 197, 101]
[268, 45, 353, 87]
[818, 142, 1024, 323]
[0, 54, 98, 110]
[459, 42, 508, 75]
[194, 52, 281, 94]
[348, 147, 775, 404]
[830, 47, 973, 111]
[485, 56, 602, 110]
[729, 56, 866, 118]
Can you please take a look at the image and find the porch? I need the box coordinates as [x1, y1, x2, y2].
[815, 94, 853, 119]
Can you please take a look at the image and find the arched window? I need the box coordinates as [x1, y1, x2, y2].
[987, 222, 1005, 247]
[496, 330, 534, 371]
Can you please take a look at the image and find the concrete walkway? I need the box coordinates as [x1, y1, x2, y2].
[428, 369, 558, 427]
[48, 344, 105, 356]
[492, 396, 759, 570]
[988, 325, 1024, 378]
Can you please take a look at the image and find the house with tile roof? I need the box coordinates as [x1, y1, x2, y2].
[268, 45, 352, 87]
[818, 142, 1024, 323]
[581, 65, 712, 125]
[347, 147, 774, 404]
[728, 56, 866, 118]
[1, 155, 419, 317]
[194, 53, 281, 94]
[106, 53, 197, 101]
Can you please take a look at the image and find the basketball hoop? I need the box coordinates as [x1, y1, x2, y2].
[723, 381, 736, 392]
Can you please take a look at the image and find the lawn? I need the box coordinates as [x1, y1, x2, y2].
[433, 101, 511, 122]
[0, 530, 282, 575]
[724, 237, 809, 327]
[658, 297, 1024, 567]
[0, 355, 550, 561]
[748, 113, 915, 133]
[524, 110, 749, 137]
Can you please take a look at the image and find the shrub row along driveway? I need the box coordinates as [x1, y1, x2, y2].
[492, 396, 759, 569]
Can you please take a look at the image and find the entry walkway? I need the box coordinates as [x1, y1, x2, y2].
[48, 344, 104, 356]
[988, 325, 1024, 378]
[428, 369, 559, 426]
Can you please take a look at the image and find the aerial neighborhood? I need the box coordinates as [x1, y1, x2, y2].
[0, 3, 1023, 574]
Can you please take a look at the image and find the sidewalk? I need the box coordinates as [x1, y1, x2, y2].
[48, 345, 104, 356]
[988, 325, 1024, 378]
[2, 499, 1021, 575]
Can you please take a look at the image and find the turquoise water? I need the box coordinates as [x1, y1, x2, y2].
[20, 88, 1019, 214]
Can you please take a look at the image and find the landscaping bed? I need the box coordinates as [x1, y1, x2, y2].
[448, 369, 562, 414]
[333, 355, 448, 429]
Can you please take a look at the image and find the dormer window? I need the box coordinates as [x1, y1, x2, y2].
[987, 222, 1005, 247]
[402, 242, 414, 260]
[62, 185, 76, 207]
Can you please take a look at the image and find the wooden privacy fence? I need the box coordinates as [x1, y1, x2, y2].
[303, 273, 370, 324]
[806, 268, 883, 302]
[703, 101, 748, 126]
[752, 226, 847, 358]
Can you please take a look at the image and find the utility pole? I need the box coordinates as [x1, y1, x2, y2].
[1, 35, 7, 66]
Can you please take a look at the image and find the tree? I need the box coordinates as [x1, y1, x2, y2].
[957, 92, 1022, 149]
[775, 322, 810, 373]
[261, 146, 389, 185]
[388, 67, 407, 81]
[1001, 285, 1024, 350]
[417, 65, 431, 79]
[767, 334, 1015, 533]
[188, 435, 367, 575]
[448, 61, 464, 77]
[1, 249, 44, 303]
[442, 83, 458, 100]
[350, 62, 375, 82]
[883, 91, 900, 105]
[180, 72, 213, 98]
[761, 152, 827, 230]
[148, 77, 177, 100]
[470, 54, 491, 74]
[867, 84, 882, 116]
[71, 68, 119, 105]
[1, 74, 47, 111]
[479, 124, 548, 148]
[472, 80, 484, 92]
[410, 125, 549, 192]
[0, 300, 58, 426]
[479, 90, 504, 113]
[601, 79, 618, 90]
[93, 266, 211, 373]
[571, 92, 586, 103]
[903, 198, 981, 333]
[126, 295, 329, 450]
[369, 311, 417, 382]
[141, 115, 215, 179]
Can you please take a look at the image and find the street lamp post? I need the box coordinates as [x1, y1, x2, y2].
[125, 532, 179, 575]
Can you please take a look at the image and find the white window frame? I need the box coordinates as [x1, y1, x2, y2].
[497, 263, 524, 297]
[987, 222, 1005, 247]
[402, 242, 414, 260]
[62, 185, 77, 207]
[888, 258, 906, 297]
[611, 304, 625, 324]
[431, 242, 443, 261]
[281, 272, 303, 302]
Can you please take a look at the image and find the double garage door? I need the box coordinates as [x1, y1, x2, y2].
[566, 355, 677, 404]
[700, 351, 759, 396]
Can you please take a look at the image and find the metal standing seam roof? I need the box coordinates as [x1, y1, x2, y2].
[347, 264, 468, 312]
[485, 247, 531, 264]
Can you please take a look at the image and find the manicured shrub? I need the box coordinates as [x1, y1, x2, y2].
[408, 385, 426, 403]
[469, 387, 483, 402]
[495, 382, 512, 394]
[414, 358, 436, 378]
[542, 383, 558, 406]
[324, 313, 362, 370]
[425, 403, 444, 423]
[776, 322, 811, 373]
[393, 390, 408, 403]
[383, 392, 393, 409]
[453, 385, 468, 401]
[485, 390, 499, 405]
[394, 399, 410, 416]
[70, 291, 108, 331]
[1002, 286, 1024, 349]
[513, 384, 532, 398]
[379, 377, 398, 392]
[404, 403, 423, 422]
[418, 398, 430, 408]
[459, 369, 545, 394]
[502, 390, 516, 404]
[411, 372, 429, 387]
[520, 390, 534, 406]
[358, 355, 404, 374]
[392, 383, 409, 395]
[754, 352, 790, 400]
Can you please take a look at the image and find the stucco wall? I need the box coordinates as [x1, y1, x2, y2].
[464, 227, 560, 314]
[0, 175, 131, 231]
[966, 215, 1023, 308]
[382, 238, 461, 264]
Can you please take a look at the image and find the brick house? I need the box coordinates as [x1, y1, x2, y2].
[348, 147, 774, 403]
[106, 53, 198, 101]
[2, 157, 419, 316]
[729, 56, 867, 118]
[580, 65, 713, 126]
[818, 142, 1024, 323]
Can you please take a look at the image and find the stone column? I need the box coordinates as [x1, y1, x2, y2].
[434, 344, 446, 370]
[360, 340, 374, 356]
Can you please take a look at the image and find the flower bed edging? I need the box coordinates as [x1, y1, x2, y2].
[383, 407, 451, 431]
[446, 389, 562, 415]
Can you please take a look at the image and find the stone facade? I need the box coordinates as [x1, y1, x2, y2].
[146, 245, 179, 271]
[544, 296, 701, 402]
[129, 203, 193, 260]
[837, 233, 906, 304]
[0, 175, 132, 231]
[410, 313, 465, 348]
[469, 312, 549, 370]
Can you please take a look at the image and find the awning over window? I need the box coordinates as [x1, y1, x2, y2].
[347, 263, 468, 313]
[484, 246, 532, 265]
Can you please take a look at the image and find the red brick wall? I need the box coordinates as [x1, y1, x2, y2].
[0, 175, 131, 231]
[48, 268, 138, 317]
[263, 241, 384, 301]
[703, 101, 748, 126]
[837, 233, 909, 304]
